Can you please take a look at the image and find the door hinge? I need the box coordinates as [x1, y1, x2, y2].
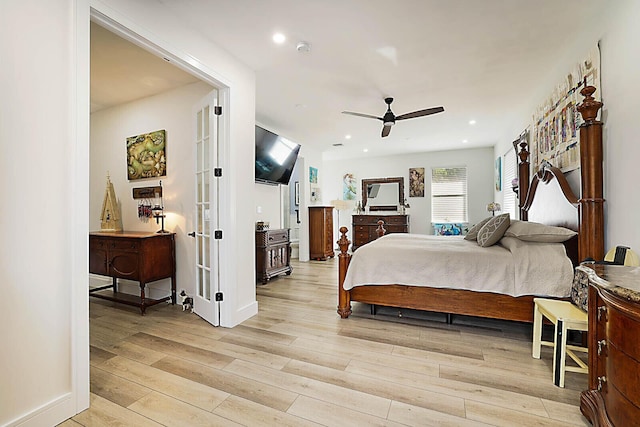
[214, 168, 222, 177]
[215, 292, 223, 301]
[214, 230, 223, 239]
[214, 106, 222, 116]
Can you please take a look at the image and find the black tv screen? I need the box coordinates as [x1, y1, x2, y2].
[255, 125, 300, 185]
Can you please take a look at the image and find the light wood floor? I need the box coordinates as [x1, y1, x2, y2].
[63, 258, 590, 426]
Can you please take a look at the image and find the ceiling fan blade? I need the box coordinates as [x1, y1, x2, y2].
[381, 125, 391, 138]
[342, 111, 383, 121]
[395, 106, 444, 121]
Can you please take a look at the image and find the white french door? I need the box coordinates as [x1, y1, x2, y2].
[193, 90, 220, 326]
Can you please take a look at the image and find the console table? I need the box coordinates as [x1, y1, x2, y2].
[351, 214, 409, 251]
[89, 231, 176, 314]
[256, 228, 292, 284]
[578, 264, 640, 426]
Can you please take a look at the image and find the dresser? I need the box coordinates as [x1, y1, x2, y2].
[256, 228, 292, 284]
[351, 214, 409, 251]
[309, 206, 335, 260]
[578, 264, 640, 426]
[89, 231, 176, 314]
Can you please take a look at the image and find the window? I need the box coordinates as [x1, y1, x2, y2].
[503, 148, 517, 219]
[431, 167, 467, 222]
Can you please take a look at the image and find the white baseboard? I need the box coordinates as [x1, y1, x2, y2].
[6, 392, 74, 427]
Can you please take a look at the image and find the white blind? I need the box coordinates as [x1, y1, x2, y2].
[503, 148, 517, 219]
[431, 167, 468, 222]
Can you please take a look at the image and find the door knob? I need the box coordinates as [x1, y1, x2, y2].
[188, 232, 196, 237]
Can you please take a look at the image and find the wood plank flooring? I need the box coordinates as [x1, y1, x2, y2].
[63, 258, 590, 426]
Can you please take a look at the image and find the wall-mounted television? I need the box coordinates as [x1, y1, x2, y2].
[255, 125, 301, 185]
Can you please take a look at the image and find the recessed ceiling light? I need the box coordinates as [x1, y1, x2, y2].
[462, 139, 468, 143]
[272, 33, 286, 44]
[345, 134, 351, 140]
[468, 120, 476, 125]
[363, 148, 369, 153]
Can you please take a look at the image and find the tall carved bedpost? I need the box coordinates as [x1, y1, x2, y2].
[337, 227, 352, 318]
[577, 82, 605, 262]
[517, 142, 530, 220]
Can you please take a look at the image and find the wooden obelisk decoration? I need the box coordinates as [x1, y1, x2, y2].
[576, 79, 604, 262]
[100, 172, 122, 231]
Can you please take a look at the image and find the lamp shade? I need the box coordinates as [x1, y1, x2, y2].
[487, 202, 501, 213]
[330, 199, 352, 211]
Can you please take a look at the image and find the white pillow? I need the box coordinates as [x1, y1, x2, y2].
[477, 214, 511, 247]
[505, 220, 577, 243]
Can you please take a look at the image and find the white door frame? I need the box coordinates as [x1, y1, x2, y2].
[71, 0, 233, 417]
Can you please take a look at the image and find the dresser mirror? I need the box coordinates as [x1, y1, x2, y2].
[362, 177, 404, 211]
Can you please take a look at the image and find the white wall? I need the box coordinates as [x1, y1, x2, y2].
[323, 147, 494, 240]
[90, 81, 213, 299]
[254, 183, 283, 228]
[1, 1, 79, 425]
[493, 0, 640, 255]
[0, 0, 257, 425]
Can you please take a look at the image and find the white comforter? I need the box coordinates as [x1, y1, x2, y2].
[343, 234, 574, 297]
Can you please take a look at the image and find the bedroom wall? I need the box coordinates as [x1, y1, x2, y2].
[1, 0, 257, 425]
[90, 81, 214, 300]
[493, 0, 640, 257]
[323, 147, 494, 241]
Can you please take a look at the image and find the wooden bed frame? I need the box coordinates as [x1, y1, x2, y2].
[337, 83, 605, 323]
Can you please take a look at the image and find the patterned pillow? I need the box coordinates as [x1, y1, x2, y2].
[571, 266, 590, 312]
[464, 217, 492, 241]
[477, 214, 511, 247]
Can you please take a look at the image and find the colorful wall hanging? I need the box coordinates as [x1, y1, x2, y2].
[530, 45, 601, 173]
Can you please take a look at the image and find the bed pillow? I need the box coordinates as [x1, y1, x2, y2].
[505, 220, 577, 242]
[477, 214, 511, 247]
[464, 216, 492, 241]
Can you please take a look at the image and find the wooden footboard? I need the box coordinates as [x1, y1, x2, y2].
[337, 226, 541, 323]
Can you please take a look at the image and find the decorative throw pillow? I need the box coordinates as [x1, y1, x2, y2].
[504, 220, 577, 243]
[477, 213, 511, 247]
[464, 216, 492, 241]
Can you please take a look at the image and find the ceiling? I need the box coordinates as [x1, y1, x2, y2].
[91, 0, 604, 160]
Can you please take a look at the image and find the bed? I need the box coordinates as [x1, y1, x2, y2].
[337, 83, 605, 323]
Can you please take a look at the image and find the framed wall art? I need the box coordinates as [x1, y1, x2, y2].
[309, 166, 318, 184]
[409, 167, 425, 197]
[127, 129, 166, 180]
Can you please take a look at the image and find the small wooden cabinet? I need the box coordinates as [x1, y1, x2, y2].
[309, 206, 335, 260]
[89, 231, 176, 314]
[579, 264, 640, 426]
[351, 214, 409, 251]
[256, 228, 292, 284]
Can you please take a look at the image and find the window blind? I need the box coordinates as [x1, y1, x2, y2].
[431, 167, 468, 222]
[503, 148, 517, 219]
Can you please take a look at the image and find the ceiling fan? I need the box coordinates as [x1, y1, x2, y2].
[342, 97, 444, 138]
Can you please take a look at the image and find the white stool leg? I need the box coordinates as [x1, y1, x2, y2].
[532, 302, 542, 359]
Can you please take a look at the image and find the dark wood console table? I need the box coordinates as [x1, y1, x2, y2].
[89, 231, 176, 314]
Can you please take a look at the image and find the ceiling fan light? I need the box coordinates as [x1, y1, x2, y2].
[383, 121, 394, 127]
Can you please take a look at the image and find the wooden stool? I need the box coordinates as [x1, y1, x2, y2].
[532, 298, 588, 387]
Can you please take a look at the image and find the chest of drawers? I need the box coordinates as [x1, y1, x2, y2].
[351, 214, 409, 251]
[309, 206, 335, 260]
[579, 264, 640, 426]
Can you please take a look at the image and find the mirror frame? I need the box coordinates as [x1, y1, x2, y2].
[362, 177, 404, 211]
